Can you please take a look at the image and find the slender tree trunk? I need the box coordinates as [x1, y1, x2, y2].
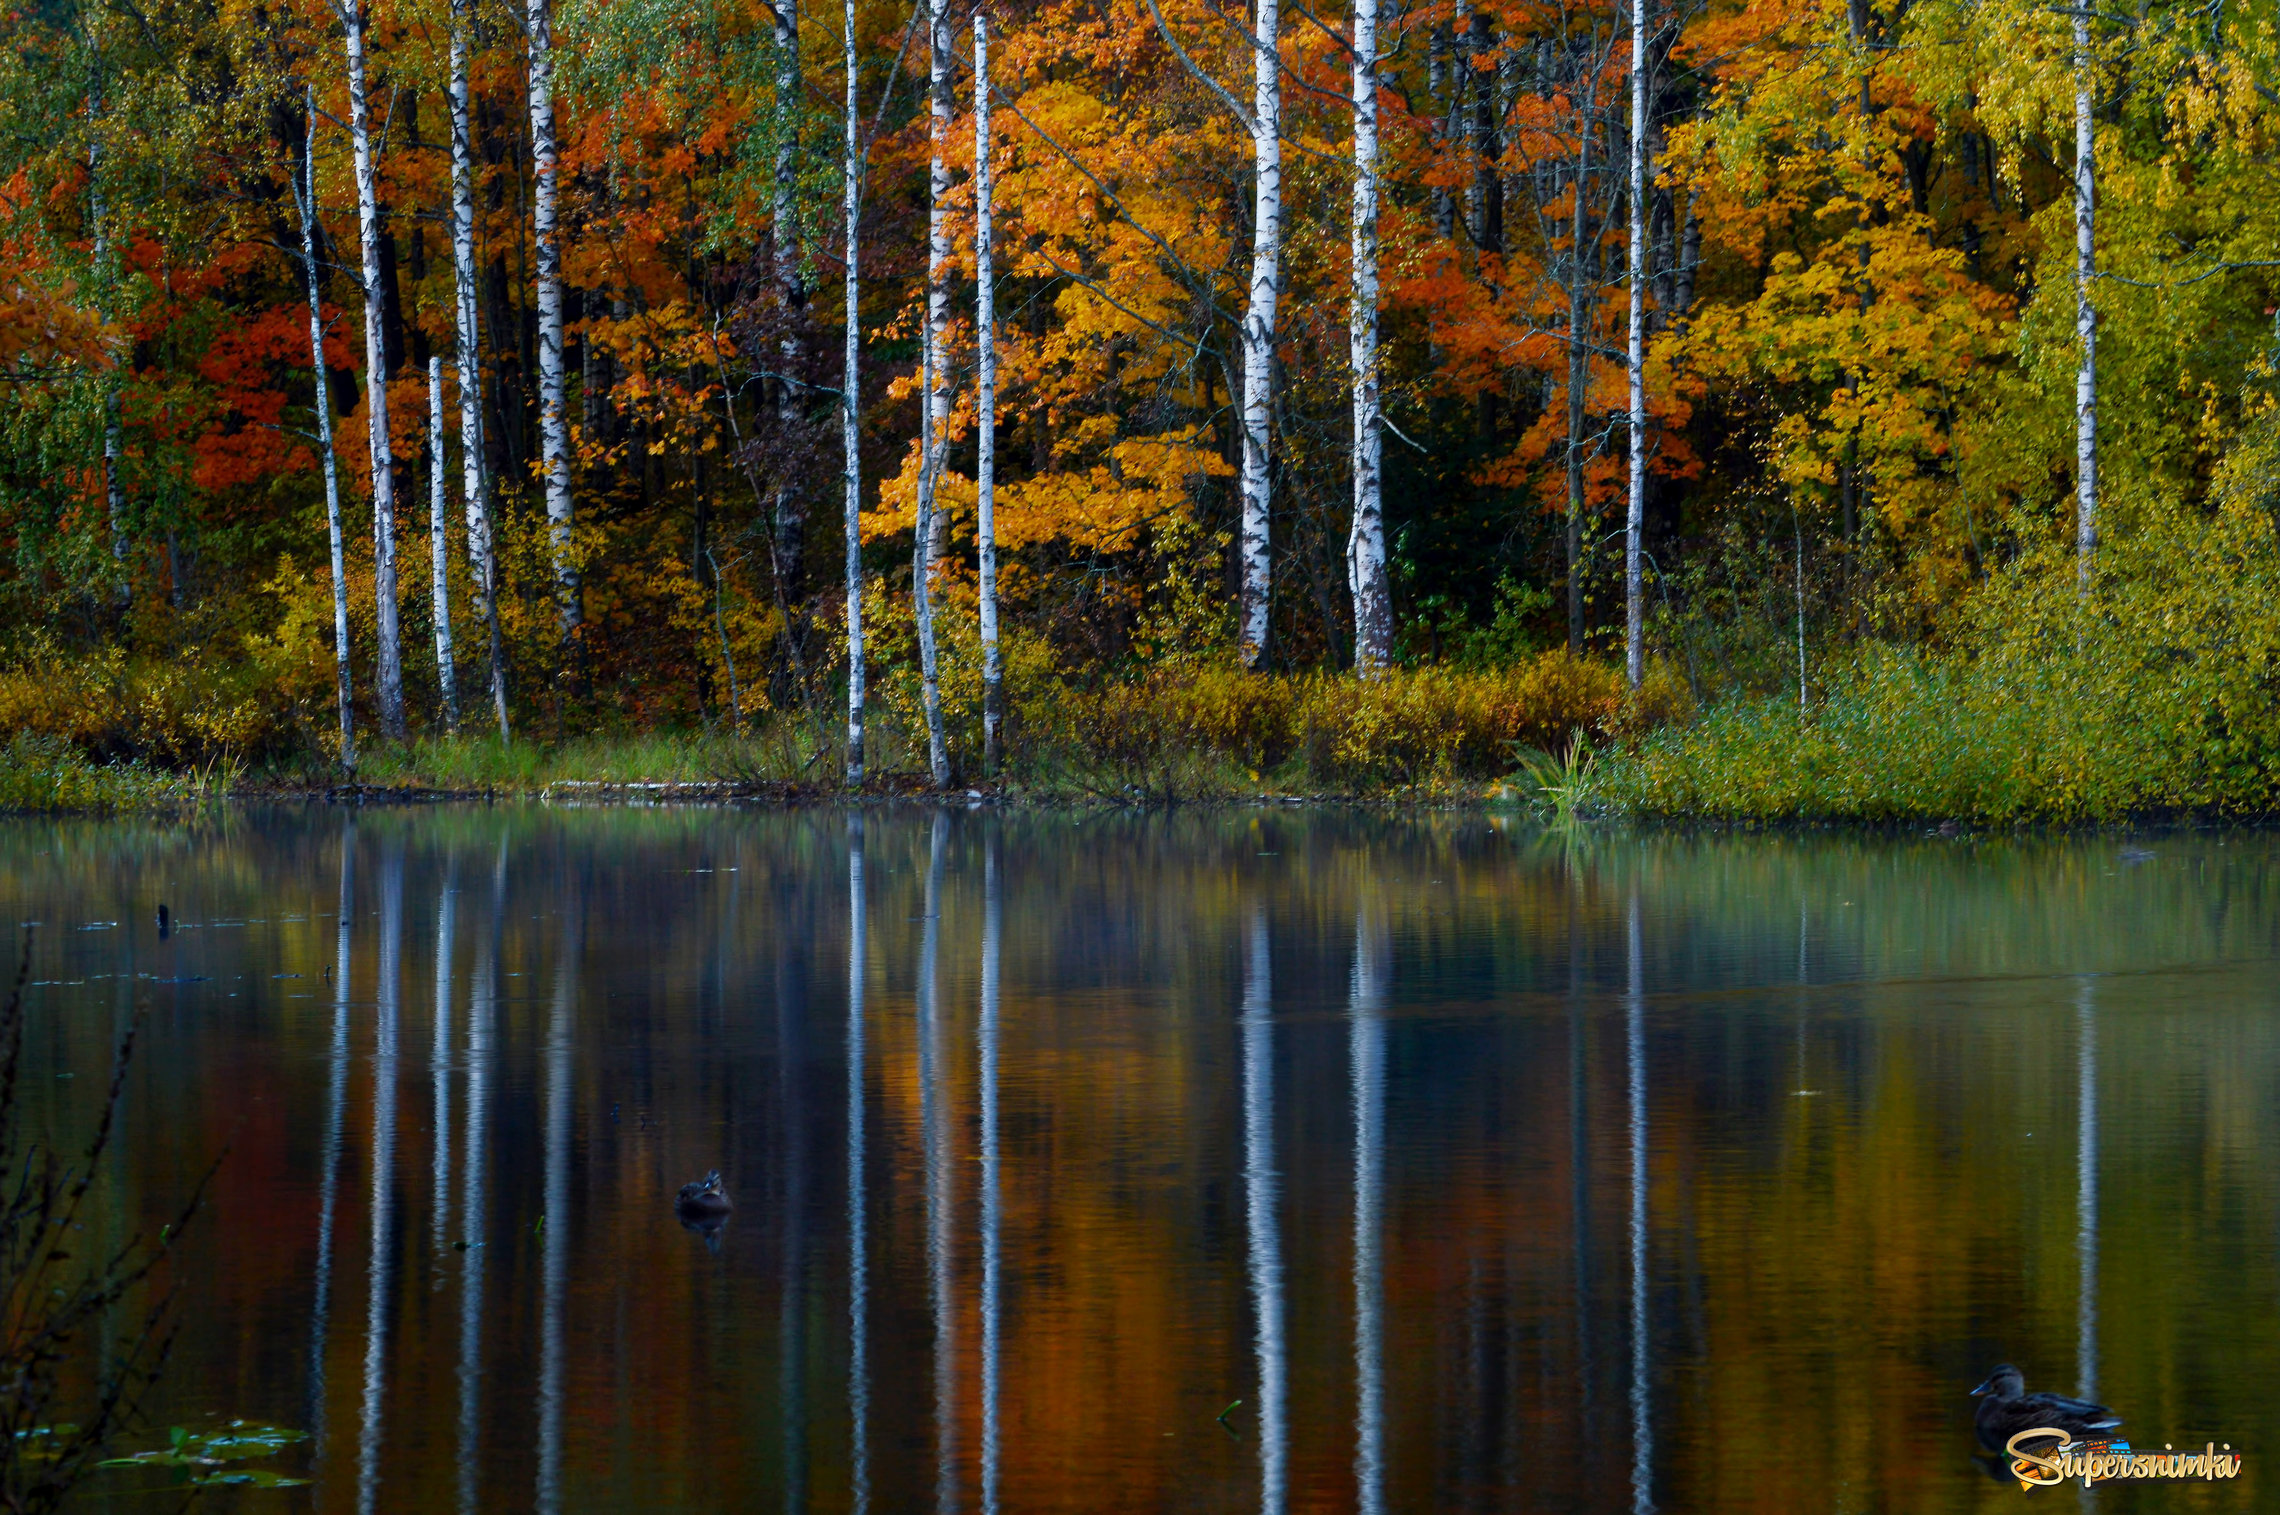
[906, 0, 951, 785]
[974, 16, 1005, 771]
[296, 87, 356, 767]
[921, 0, 954, 577]
[346, 0, 408, 740]
[773, 0, 808, 606]
[2074, 9, 2098, 589]
[913, 278, 951, 788]
[428, 356, 460, 731]
[1565, 107, 1590, 657]
[1624, 0, 1649, 689]
[841, 0, 866, 783]
[1347, 0, 1390, 675]
[528, 0, 579, 671]
[450, 0, 510, 741]
[1237, 0, 1283, 671]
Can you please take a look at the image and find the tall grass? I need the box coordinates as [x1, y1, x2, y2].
[1604, 483, 2280, 823]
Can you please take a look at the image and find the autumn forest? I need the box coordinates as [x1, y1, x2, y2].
[3, 0, 2279, 811]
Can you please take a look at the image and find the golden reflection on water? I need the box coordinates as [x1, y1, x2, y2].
[3, 809, 2274, 1512]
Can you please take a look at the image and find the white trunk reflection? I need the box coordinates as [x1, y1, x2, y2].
[309, 825, 356, 1463]
[1242, 905, 1285, 1515]
[357, 846, 403, 1515]
[847, 819, 871, 1515]
[920, 814, 957, 1513]
[1350, 905, 1386, 1515]
[536, 908, 577, 1514]
[979, 841, 1003, 1515]
[431, 877, 455, 1256]
[1627, 892, 1651, 1515]
[457, 843, 502, 1515]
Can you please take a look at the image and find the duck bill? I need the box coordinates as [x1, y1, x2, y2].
[1968, 1379, 1993, 1398]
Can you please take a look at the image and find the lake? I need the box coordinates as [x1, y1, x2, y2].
[5, 807, 2273, 1511]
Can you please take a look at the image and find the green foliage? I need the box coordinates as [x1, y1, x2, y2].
[1606, 419, 2280, 821]
[98, 1420, 308, 1488]
[0, 735, 211, 813]
[1508, 728, 1600, 823]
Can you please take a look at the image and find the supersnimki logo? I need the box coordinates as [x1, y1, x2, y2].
[2002, 1431, 2243, 1489]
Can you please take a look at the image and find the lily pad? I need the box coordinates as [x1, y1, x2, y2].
[99, 1419, 309, 1481]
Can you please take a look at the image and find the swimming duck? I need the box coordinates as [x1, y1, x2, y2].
[1970, 1364, 2121, 1455]
[675, 1170, 732, 1219]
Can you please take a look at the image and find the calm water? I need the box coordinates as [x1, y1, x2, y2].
[5, 808, 2275, 1511]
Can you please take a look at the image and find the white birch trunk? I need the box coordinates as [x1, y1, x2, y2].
[772, 0, 807, 601]
[346, 0, 407, 740]
[841, 0, 866, 782]
[1237, 0, 1283, 671]
[1346, 0, 1389, 677]
[296, 87, 356, 766]
[428, 356, 460, 731]
[975, 16, 1005, 772]
[913, 279, 951, 788]
[910, 0, 951, 786]
[1625, 0, 1649, 688]
[528, 0, 579, 659]
[2073, 11, 2097, 589]
[921, 0, 954, 576]
[451, 0, 510, 740]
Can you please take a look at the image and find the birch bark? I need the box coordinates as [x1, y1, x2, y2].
[913, 276, 951, 788]
[450, 0, 511, 739]
[346, 0, 408, 739]
[1237, 0, 1282, 670]
[428, 356, 460, 730]
[1624, 0, 1648, 688]
[841, 0, 866, 782]
[907, 0, 951, 784]
[528, 0, 580, 662]
[1347, 0, 1390, 675]
[295, 88, 356, 765]
[975, 16, 1005, 770]
[920, 0, 954, 576]
[2074, 10, 2098, 589]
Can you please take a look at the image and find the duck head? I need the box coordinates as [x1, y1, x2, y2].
[1971, 1365, 2025, 1400]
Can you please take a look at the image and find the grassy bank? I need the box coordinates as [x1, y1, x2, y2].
[0, 734, 226, 813]
[1602, 485, 2280, 823]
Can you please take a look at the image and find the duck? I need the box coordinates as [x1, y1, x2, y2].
[675, 1170, 732, 1220]
[1970, 1364, 2121, 1455]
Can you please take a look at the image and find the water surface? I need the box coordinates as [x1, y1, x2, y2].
[6, 808, 2275, 1511]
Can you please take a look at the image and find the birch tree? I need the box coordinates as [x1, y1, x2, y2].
[343, 0, 407, 739]
[2073, 8, 2097, 588]
[294, 86, 355, 765]
[451, 0, 510, 739]
[1625, 0, 1650, 688]
[528, 0, 579, 664]
[910, 0, 951, 784]
[428, 355, 459, 730]
[913, 277, 951, 787]
[920, 0, 954, 576]
[841, 0, 866, 782]
[974, 15, 1005, 770]
[1346, 0, 1390, 676]
[1238, 0, 1283, 671]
